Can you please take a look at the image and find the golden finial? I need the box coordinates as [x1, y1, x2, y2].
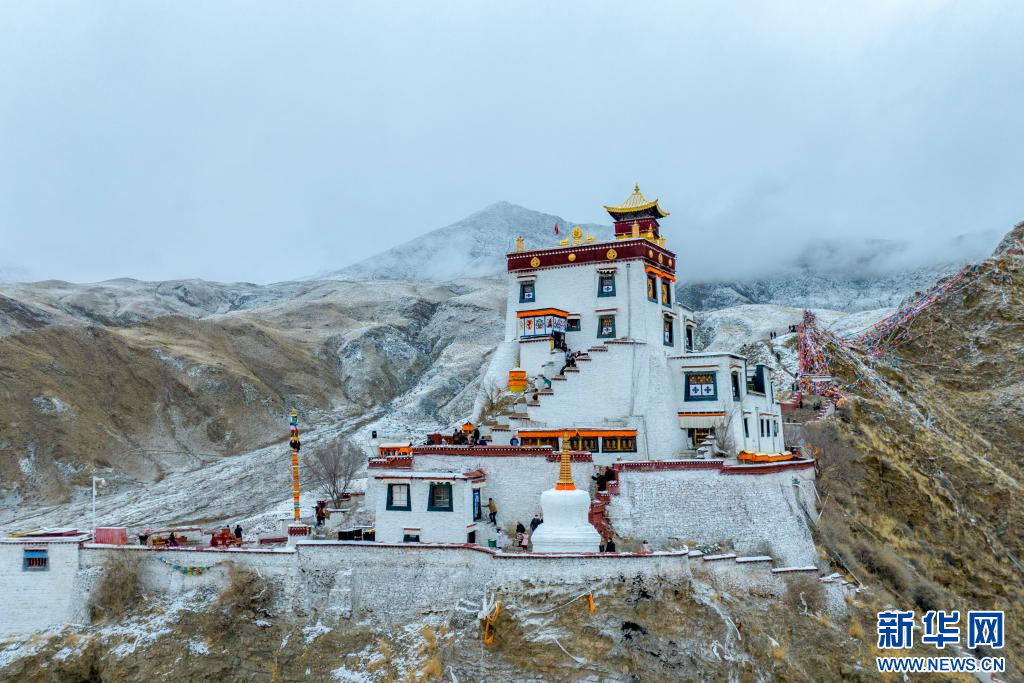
[572, 226, 583, 245]
[556, 430, 577, 490]
[634, 183, 640, 192]
[516, 236, 524, 252]
[645, 226, 655, 240]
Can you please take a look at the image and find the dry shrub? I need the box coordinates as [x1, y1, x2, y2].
[89, 553, 143, 622]
[848, 620, 865, 640]
[910, 580, 945, 612]
[783, 574, 825, 615]
[208, 563, 273, 632]
[853, 543, 909, 594]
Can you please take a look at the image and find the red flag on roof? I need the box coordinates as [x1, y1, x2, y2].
[554, 223, 559, 235]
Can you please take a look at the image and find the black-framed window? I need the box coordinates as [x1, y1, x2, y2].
[772, 420, 778, 437]
[661, 280, 672, 307]
[602, 436, 637, 453]
[403, 533, 421, 543]
[428, 482, 453, 511]
[567, 435, 599, 452]
[598, 274, 616, 297]
[646, 275, 657, 301]
[663, 317, 674, 346]
[472, 489, 482, 520]
[566, 318, 581, 332]
[519, 282, 535, 303]
[684, 372, 718, 401]
[759, 419, 766, 437]
[731, 372, 741, 400]
[23, 549, 48, 571]
[685, 326, 694, 352]
[521, 436, 560, 448]
[743, 418, 750, 438]
[597, 315, 616, 338]
[386, 483, 411, 511]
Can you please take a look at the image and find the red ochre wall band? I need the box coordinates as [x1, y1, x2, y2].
[507, 240, 675, 274]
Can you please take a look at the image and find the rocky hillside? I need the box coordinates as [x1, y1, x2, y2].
[0, 278, 504, 505]
[0, 554, 861, 682]
[798, 222, 1024, 674]
[0, 278, 315, 337]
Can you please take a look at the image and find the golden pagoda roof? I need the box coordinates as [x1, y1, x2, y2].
[603, 184, 669, 218]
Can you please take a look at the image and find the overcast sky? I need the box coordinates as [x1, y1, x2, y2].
[0, 2, 1021, 283]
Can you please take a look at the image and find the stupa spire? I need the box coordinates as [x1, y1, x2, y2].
[555, 431, 576, 490]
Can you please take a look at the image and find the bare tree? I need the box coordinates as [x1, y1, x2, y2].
[477, 379, 506, 421]
[711, 407, 741, 457]
[306, 439, 364, 507]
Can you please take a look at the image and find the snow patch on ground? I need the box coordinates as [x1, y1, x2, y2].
[187, 638, 210, 656]
[302, 621, 331, 644]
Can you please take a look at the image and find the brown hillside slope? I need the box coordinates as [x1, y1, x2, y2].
[0, 279, 503, 503]
[807, 221, 1024, 673]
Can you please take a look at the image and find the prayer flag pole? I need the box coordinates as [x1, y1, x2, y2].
[285, 409, 311, 543]
[289, 409, 301, 521]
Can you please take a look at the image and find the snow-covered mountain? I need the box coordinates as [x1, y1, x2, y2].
[327, 201, 606, 281]
[328, 201, 1001, 312]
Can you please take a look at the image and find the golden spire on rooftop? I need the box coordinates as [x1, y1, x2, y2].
[556, 430, 577, 491]
[603, 184, 670, 218]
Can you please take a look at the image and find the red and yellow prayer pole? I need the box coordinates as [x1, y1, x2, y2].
[288, 408, 301, 521]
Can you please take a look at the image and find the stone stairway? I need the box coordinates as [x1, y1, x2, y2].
[588, 490, 614, 539]
[778, 391, 803, 411]
[481, 348, 603, 434]
[524, 348, 599, 414]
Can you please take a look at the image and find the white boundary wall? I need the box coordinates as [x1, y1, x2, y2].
[3, 543, 695, 636]
[608, 466, 818, 565]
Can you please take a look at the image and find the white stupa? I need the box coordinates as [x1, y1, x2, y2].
[530, 440, 602, 553]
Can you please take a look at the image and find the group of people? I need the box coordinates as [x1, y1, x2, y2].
[486, 508, 634, 554]
[492, 513, 543, 551]
[451, 426, 488, 446]
[137, 524, 243, 548]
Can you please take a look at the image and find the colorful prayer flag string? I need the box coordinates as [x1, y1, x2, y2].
[797, 262, 991, 402]
[157, 555, 218, 576]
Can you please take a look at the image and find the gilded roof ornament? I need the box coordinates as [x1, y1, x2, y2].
[604, 184, 670, 217]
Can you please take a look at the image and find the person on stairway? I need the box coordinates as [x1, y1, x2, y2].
[487, 498, 498, 525]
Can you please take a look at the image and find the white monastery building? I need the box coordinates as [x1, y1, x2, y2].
[366, 187, 816, 560]
[495, 184, 785, 457]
